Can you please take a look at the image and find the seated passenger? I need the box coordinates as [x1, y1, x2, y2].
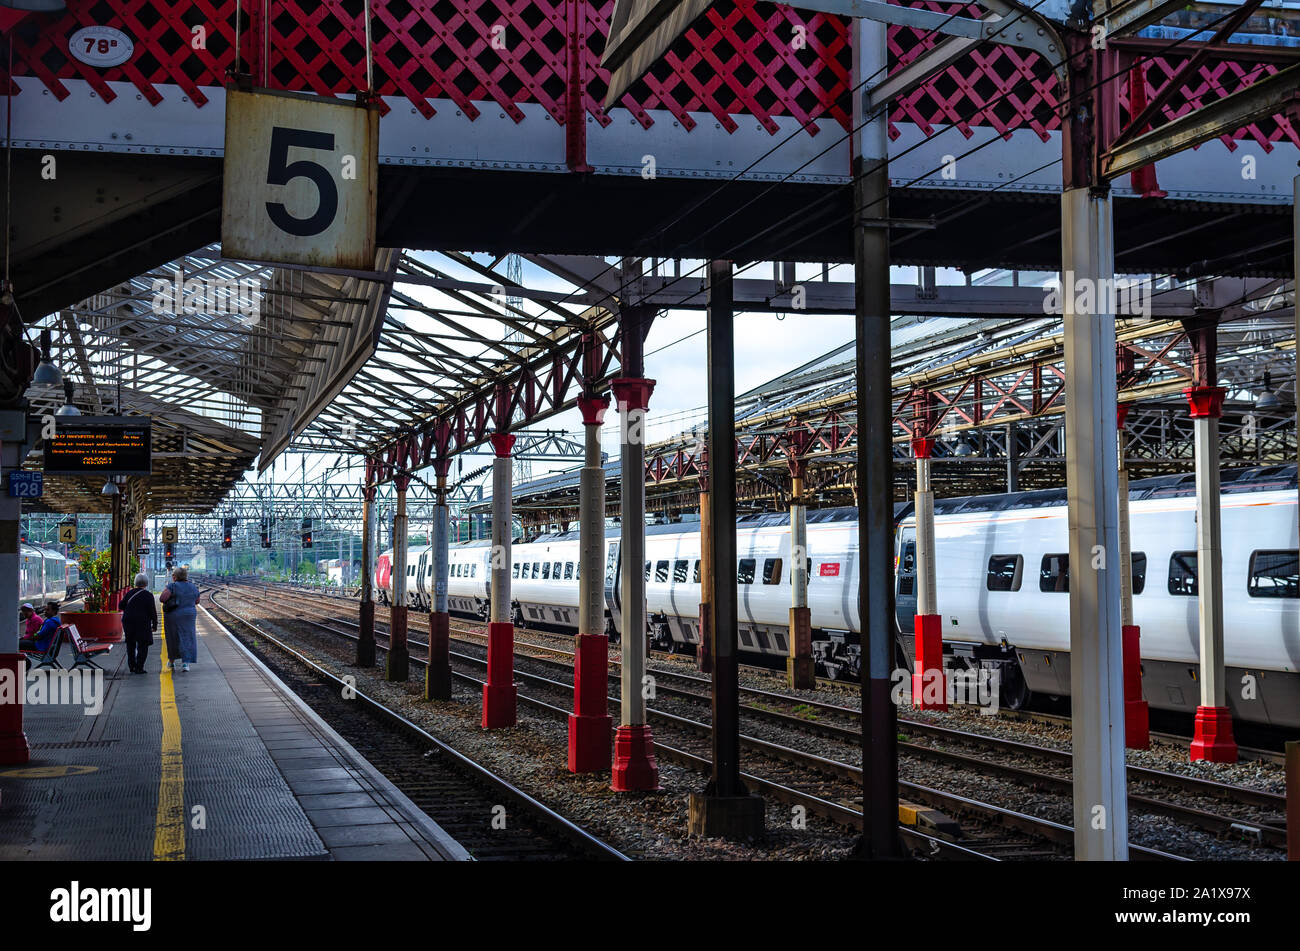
[20, 602, 61, 654]
[18, 603, 40, 643]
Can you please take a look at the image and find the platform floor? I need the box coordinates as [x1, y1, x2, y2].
[0, 602, 469, 861]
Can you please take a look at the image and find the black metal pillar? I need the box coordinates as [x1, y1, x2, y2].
[853, 17, 901, 860]
[688, 259, 763, 839]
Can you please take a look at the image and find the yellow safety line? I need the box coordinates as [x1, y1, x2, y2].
[153, 610, 185, 861]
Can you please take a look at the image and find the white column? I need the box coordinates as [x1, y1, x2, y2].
[1061, 185, 1128, 861]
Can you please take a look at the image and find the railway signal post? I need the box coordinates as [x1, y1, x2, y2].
[483, 389, 518, 729]
[611, 298, 660, 791]
[1183, 316, 1237, 763]
[426, 447, 453, 702]
[386, 473, 411, 682]
[689, 259, 763, 837]
[569, 393, 613, 773]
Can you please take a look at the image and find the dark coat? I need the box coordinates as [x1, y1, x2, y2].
[120, 586, 157, 644]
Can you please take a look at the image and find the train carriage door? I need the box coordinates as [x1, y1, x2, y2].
[604, 540, 622, 635]
[416, 549, 429, 600]
[895, 527, 917, 634]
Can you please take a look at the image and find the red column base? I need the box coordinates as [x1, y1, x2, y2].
[1190, 705, 1238, 763]
[482, 683, 518, 729]
[611, 724, 659, 791]
[1122, 624, 1150, 749]
[482, 620, 516, 728]
[911, 614, 947, 711]
[425, 611, 452, 701]
[568, 713, 613, 773]
[0, 654, 30, 766]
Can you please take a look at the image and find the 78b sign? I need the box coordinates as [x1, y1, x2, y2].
[222, 89, 378, 269]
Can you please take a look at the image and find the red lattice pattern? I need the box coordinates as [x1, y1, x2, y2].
[2, 0, 1296, 150]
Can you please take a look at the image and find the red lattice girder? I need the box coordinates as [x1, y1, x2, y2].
[2, 0, 1296, 153]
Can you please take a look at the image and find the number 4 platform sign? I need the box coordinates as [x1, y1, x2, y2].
[222, 89, 378, 269]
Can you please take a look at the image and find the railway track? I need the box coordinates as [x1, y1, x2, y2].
[237, 581, 1289, 843]
[206, 592, 630, 862]
[221, 582, 1209, 861]
[271, 580, 1294, 761]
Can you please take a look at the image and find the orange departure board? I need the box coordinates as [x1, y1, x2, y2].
[44, 416, 152, 475]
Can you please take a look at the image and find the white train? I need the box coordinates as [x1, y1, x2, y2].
[376, 464, 1300, 729]
[19, 544, 78, 606]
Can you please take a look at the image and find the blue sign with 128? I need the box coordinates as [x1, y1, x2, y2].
[8, 471, 43, 498]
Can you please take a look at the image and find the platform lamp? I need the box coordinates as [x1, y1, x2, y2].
[55, 380, 80, 416]
[30, 328, 62, 387]
[952, 438, 975, 457]
[1255, 371, 1282, 413]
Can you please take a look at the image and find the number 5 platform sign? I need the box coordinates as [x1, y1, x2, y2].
[222, 89, 378, 269]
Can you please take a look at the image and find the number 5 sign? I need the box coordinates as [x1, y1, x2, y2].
[222, 89, 378, 269]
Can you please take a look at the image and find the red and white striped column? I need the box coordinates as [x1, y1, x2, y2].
[911, 434, 945, 710]
[1116, 402, 1149, 748]
[483, 427, 517, 729]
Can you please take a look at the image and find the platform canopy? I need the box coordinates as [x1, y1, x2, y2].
[19, 244, 395, 515]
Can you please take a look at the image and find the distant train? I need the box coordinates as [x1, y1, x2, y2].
[19, 545, 78, 606]
[376, 465, 1300, 729]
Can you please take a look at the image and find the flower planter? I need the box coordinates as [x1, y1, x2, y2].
[60, 611, 124, 643]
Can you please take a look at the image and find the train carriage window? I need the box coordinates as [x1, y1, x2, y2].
[673, 560, 689, 583]
[1248, 550, 1299, 598]
[655, 560, 669, 583]
[542, 562, 551, 579]
[899, 541, 915, 574]
[737, 558, 756, 585]
[532, 562, 540, 578]
[1168, 551, 1198, 596]
[553, 561, 562, 579]
[762, 558, 782, 585]
[1039, 554, 1069, 593]
[693, 560, 701, 584]
[986, 554, 1023, 592]
[564, 563, 574, 580]
[471, 564, 477, 578]
[645, 562, 652, 581]
[1131, 552, 1147, 595]
[512, 563, 520, 578]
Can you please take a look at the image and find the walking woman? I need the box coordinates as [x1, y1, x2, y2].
[120, 573, 157, 674]
[159, 566, 201, 672]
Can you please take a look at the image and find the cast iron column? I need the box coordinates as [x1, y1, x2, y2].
[358, 468, 376, 667]
[611, 302, 659, 791]
[386, 474, 410, 681]
[853, 15, 901, 859]
[483, 419, 518, 729]
[1061, 31, 1127, 861]
[426, 453, 453, 701]
[697, 449, 713, 674]
[1184, 316, 1237, 762]
[1116, 402, 1149, 748]
[688, 259, 764, 838]
[569, 394, 613, 772]
[787, 449, 814, 689]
